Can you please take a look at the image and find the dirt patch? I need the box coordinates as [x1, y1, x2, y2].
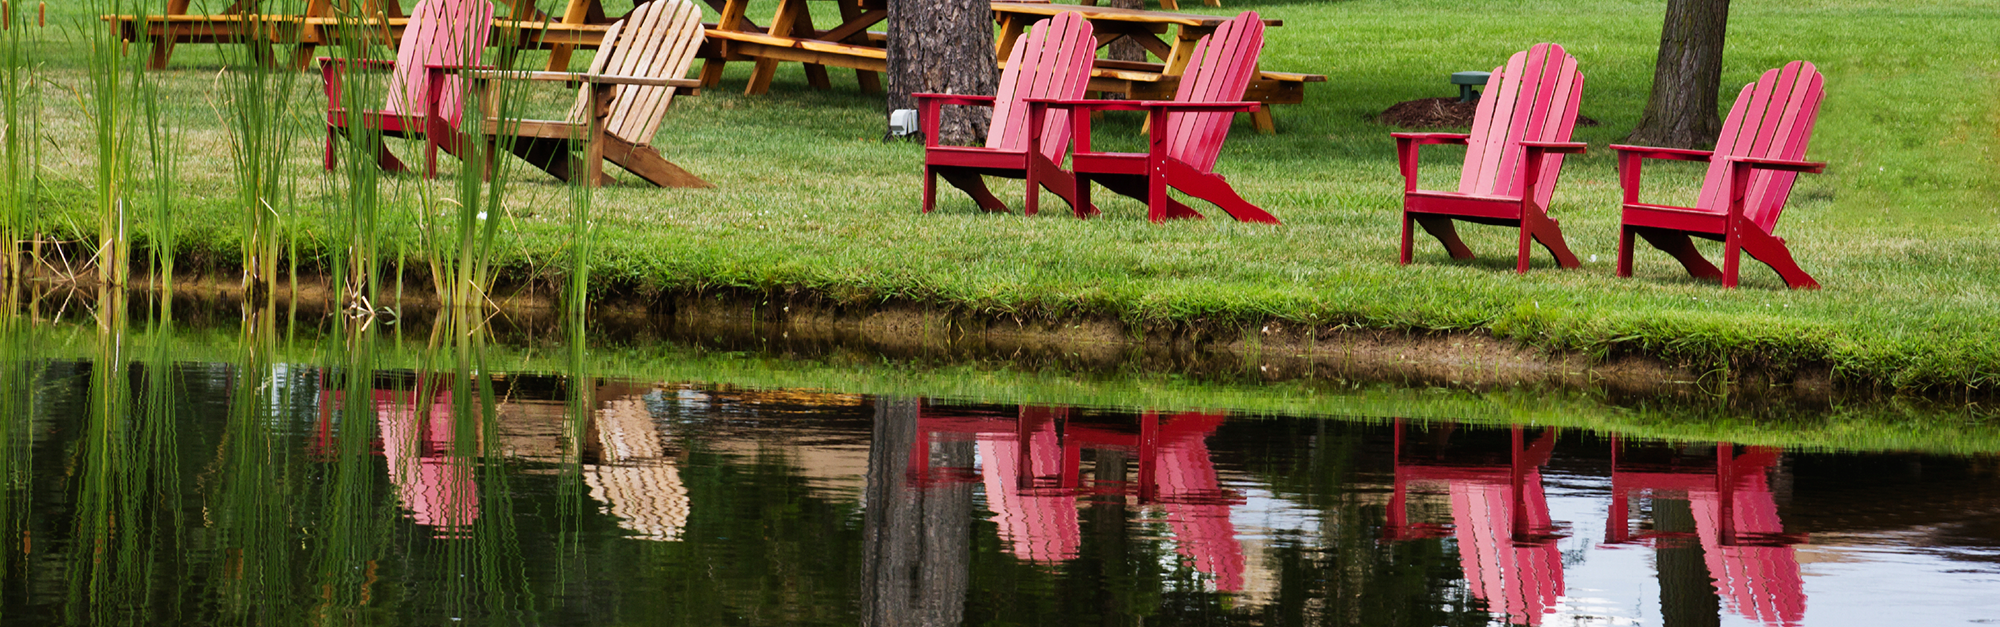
[1379, 97, 1601, 129]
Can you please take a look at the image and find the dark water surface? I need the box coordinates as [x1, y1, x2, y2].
[1, 314, 1997, 626]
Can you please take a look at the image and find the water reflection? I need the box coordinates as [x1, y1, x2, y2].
[0, 317, 1997, 625]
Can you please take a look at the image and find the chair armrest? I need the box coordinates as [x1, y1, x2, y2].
[1024, 98, 1144, 113]
[916, 94, 998, 148]
[1390, 132, 1470, 145]
[1728, 156, 1825, 174]
[319, 57, 397, 71]
[913, 93, 996, 107]
[320, 58, 399, 110]
[1611, 145, 1712, 206]
[1129, 100, 1261, 113]
[1609, 144, 1712, 162]
[450, 68, 703, 90]
[1519, 140, 1587, 154]
[1391, 133, 1470, 191]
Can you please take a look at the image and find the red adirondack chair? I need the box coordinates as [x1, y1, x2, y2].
[1612, 62, 1827, 289]
[1393, 43, 1586, 272]
[1026, 12, 1278, 223]
[917, 12, 1094, 216]
[320, 0, 492, 173]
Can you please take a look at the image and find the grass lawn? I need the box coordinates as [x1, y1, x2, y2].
[16, 0, 2000, 390]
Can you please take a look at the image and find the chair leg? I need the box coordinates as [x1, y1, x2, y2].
[1164, 159, 1278, 224]
[938, 171, 1008, 212]
[1616, 225, 1636, 277]
[376, 144, 409, 174]
[1524, 211, 1580, 270]
[1414, 216, 1474, 260]
[324, 126, 339, 172]
[1635, 229, 1723, 282]
[1095, 175, 1201, 220]
[1073, 172, 1094, 219]
[1029, 154, 1094, 218]
[1399, 211, 1415, 265]
[603, 139, 712, 188]
[1738, 224, 1820, 290]
[922, 165, 938, 214]
[1024, 158, 1041, 217]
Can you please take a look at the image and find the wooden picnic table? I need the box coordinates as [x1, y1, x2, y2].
[988, 1, 1316, 133]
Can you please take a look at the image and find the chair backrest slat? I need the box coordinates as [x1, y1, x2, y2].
[384, 0, 494, 128]
[987, 12, 1094, 160]
[1457, 43, 1584, 206]
[564, 0, 706, 145]
[1693, 61, 1824, 231]
[1160, 12, 1263, 171]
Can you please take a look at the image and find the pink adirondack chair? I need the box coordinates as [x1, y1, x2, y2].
[917, 12, 1095, 216]
[320, 0, 493, 173]
[1612, 61, 1827, 289]
[1028, 12, 1278, 223]
[1393, 43, 1586, 272]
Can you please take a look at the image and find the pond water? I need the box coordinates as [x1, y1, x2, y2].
[0, 307, 1997, 626]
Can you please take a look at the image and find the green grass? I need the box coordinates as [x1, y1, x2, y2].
[16, 0, 2000, 391]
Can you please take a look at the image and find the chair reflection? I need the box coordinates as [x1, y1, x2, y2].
[911, 403, 1245, 591]
[1607, 438, 1807, 627]
[374, 384, 481, 535]
[314, 377, 690, 542]
[1384, 421, 1566, 626]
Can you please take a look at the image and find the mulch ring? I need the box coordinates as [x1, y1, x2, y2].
[1378, 97, 1600, 129]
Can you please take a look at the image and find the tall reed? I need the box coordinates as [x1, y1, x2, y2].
[215, 0, 305, 295]
[0, 0, 38, 284]
[417, 19, 530, 311]
[80, 0, 153, 286]
[323, 2, 397, 312]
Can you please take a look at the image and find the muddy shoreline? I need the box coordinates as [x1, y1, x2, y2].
[18, 271, 1856, 407]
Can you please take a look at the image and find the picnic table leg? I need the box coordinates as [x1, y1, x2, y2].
[1249, 109, 1274, 134]
[544, 0, 598, 72]
[838, 0, 881, 92]
[1158, 0, 1179, 11]
[796, 6, 832, 90]
[746, 0, 809, 94]
[702, 0, 748, 87]
[994, 15, 1026, 60]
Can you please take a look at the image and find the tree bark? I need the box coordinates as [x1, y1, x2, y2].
[885, 0, 997, 144]
[1628, 0, 1731, 148]
[1106, 0, 1146, 63]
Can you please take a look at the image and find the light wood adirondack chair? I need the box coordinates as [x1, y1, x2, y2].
[1612, 62, 1827, 289]
[1393, 43, 1587, 272]
[427, 0, 711, 187]
[918, 11, 1095, 216]
[1026, 11, 1278, 223]
[320, 0, 492, 174]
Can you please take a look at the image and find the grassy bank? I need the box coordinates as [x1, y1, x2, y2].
[16, 0, 2000, 391]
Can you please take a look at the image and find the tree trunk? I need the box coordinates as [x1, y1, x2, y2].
[1106, 0, 1146, 63]
[885, 0, 996, 144]
[1628, 0, 1731, 148]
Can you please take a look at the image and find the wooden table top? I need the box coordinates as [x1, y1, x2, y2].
[988, 2, 1279, 27]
